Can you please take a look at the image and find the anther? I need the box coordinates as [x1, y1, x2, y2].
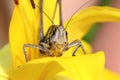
[30, 0, 36, 9]
[14, 0, 19, 5]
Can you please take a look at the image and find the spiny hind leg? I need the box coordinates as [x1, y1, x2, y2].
[23, 43, 52, 62]
[64, 40, 86, 56]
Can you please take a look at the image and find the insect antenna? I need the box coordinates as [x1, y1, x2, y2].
[58, 0, 63, 26]
[65, 0, 91, 29]
[39, 0, 44, 41]
[30, 0, 55, 25]
[51, 0, 63, 26]
[48, 0, 64, 26]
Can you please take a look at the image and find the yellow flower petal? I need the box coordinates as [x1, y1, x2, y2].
[0, 44, 12, 73]
[65, 6, 120, 42]
[104, 69, 120, 80]
[9, 0, 40, 68]
[0, 44, 12, 80]
[8, 51, 105, 80]
[0, 66, 8, 80]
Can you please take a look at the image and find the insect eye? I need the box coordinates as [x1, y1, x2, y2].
[52, 28, 57, 36]
[52, 30, 56, 35]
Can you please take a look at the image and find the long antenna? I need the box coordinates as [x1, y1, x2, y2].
[52, 0, 58, 23]
[39, 0, 44, 41]
[30, 0, 55, 25]
[58, 0, 63, 25]
[65, 0, 91, 29]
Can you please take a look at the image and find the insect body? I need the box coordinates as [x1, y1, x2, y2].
[23, 0, 86, 62]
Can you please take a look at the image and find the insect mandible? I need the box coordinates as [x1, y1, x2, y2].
[23, 0, 89, 62]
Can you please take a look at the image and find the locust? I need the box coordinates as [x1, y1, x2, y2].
[23, 0, 87, 62]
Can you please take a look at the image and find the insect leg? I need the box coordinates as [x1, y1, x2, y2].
[23, 43, 52, 62]
[23, 44, 42, 62]
[64, 40, 86, 56]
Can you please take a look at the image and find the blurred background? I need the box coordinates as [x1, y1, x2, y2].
[0, 0, 120, 74]
[0, 0, 14, 48]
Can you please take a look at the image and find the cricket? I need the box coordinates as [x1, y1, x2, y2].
[23, 0, 87, 62]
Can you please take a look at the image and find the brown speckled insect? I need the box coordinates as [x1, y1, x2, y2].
[23, 0, 88, 62]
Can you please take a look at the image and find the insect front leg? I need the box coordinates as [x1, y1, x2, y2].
[23, 43, 52, 62]
[64, 40, 86, 56]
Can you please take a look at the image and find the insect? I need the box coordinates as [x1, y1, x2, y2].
[23, 0, 88, 62]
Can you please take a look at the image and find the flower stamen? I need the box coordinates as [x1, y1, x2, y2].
[14, 0, 19, 5]
[30, 0, 36, 9]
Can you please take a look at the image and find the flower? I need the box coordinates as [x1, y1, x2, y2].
[0, 0, 120, 79]
[0, 44, 12, 80]
[8, 51, 105, 80]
